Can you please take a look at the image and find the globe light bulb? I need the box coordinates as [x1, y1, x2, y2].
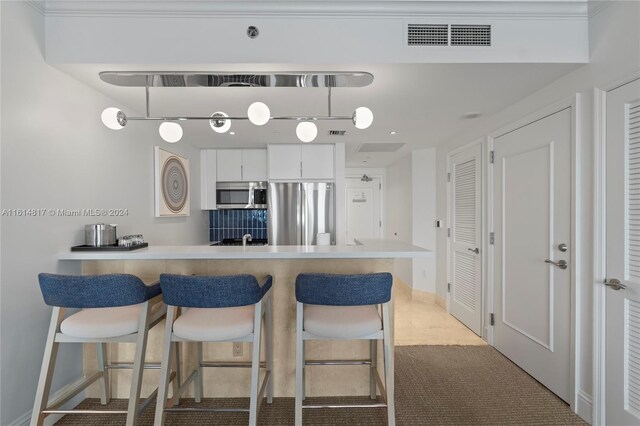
[158, 122, 183, 143]
[101, 107, 126, 130]
[353, 106, 374, 130]
[209, 112, 231, 133]
[247, 102, 270, 126]
[296, 121, 318, 143]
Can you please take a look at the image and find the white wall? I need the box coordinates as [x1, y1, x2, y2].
[411, 148, 437, 293]
[433, 1, 640, 419]
[384, 154, 413, 285]
[0, 3, 208, 424]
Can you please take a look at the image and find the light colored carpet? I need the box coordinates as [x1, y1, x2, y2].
[56, 346, 586, 425]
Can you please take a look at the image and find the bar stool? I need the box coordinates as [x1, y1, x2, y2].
[32, 273, 171, 426]
[155, 273, 274, 426]
[295, 272, 395, 426]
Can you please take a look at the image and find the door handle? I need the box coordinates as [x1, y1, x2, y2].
[545, 259, 568, 269]
[467, 248, 480, 254]
[604, 278, 626, 291]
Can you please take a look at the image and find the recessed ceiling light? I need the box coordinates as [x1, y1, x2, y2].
[390, 131, 397, 135]
[461, 111, 482, 120]
[230, 131, 236, 135]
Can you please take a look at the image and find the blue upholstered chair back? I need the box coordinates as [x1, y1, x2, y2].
[38, 273, 161, 308]
[295, 273, 393, 306]
[160, 274, 272, 308]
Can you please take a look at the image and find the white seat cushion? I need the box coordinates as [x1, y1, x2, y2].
[304, 304, 382, 339]
[172, 306, 255, 342]
[60, 304, 146, 338]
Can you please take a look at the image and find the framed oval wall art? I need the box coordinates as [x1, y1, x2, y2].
[154, 147, 190, 217]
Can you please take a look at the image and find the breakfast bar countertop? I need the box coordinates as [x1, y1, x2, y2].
[58, 239, 432, 260]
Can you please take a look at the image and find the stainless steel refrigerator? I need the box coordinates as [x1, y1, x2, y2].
[268, 182, 335, 245]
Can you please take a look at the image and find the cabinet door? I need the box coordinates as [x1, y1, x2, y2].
[216, 150, 242, 181]
[200, 149, 217, 209]
[268, 145, 302, 180]
[242, 149, 267, 181]
[301, 145, 334, 180]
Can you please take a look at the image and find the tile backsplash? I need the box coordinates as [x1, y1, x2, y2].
[209, 209, 268, 242]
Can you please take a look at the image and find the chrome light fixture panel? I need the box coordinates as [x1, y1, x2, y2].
[99, 72, 374, 88]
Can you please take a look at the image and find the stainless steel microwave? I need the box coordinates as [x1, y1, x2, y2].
[216, 182, 268, 209]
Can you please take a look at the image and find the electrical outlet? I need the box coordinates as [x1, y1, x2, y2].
[233, 342, 243, 357]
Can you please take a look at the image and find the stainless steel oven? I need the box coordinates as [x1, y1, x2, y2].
[216, 182, 267, 209]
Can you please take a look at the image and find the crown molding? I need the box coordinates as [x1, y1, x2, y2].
[41, 1, 588, 20]
[25, 0, 46, 15]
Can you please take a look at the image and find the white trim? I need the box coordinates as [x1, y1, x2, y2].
[446, 137, 485, 337]
[487, 95, 579, 412]
[39, 1, 588, 19]
[592, 71, 640, 426]
[577, 390, 594, 424]
[7, 380, 85, 426]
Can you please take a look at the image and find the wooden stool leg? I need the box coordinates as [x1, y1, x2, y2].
[370, 339, 378, 400]
[265, 295, 274, 403]
[295, 302, 304, 426]
[173, 341, 182, 406]
[382, 303, 395, 426]
[97, 343, 110, 405]
[249, 301, 263, 426]
[195, 341, 203, 403]
[126, 301, 151, 426]
[154, 306, 176, 426]
[31, 307, 65, 426]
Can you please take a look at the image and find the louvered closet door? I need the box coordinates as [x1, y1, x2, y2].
[605, 78, 640, 425]
[449, 143, 482, 335]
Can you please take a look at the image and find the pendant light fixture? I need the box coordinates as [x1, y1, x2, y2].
[99, 71, 374, 143]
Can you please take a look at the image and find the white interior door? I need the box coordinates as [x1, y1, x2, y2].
[449, 143, 483, 336]
[605, 78, 640, 425]
[493, 108, 572, 402]
[345, 177, 381, 244]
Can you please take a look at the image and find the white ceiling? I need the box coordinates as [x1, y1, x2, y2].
[58, 62, 579, 167]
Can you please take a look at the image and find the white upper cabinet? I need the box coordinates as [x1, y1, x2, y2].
[301, 144, 334, 180]
[200, 149, 217, 210]
[268, 144, 334, 181]
[241, 149, 268, 181]
[216, 149, 267, 182]
[216, 150, 243, 181]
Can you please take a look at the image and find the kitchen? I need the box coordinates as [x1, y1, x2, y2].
[2, 1, 639, 426]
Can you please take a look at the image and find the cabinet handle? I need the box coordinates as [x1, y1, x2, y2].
[241, 165, 243, 180]
[300, 161, 303, 178]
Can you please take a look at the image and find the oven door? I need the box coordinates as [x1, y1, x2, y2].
[216, 182, 251, 209]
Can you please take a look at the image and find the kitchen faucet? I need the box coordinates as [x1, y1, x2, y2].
[242, 234, 253, 247]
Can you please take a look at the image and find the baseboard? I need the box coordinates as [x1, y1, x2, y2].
[8, 380, 85, 426]
[435, 294, 447, 310]
[7, 410, 30, 426]
[576, 390, 593, 424]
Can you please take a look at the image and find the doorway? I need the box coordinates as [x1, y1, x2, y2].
[345, 176, 382, 244]
[491, 107, 573, 403]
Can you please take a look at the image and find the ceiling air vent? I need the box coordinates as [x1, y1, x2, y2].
[328, 130, 347, 136]
[358, 143, 405, 153]
[407, 24, 448, 46]
[450, 25, 491, 46]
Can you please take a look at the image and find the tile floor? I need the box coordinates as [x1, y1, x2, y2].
[393, 280, 486, 346]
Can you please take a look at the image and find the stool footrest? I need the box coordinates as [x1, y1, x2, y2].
[46, 371, 102, 412]
[165, 407, 251, 413]
[42, 409, 128, 415]
[107, 362, 162, 369]
[199, 361, 266, 368]
[305, 359, 371, 366]
[303, 403, 388, 409]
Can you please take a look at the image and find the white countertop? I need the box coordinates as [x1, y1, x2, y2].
[59, 239, 432, 260]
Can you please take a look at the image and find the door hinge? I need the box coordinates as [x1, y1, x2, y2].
[447, 283, 451, 292]
[490, 313, 495, 326]
[447, 172, 451, 182]
[489, 232, 495, 245]
[379, 220, 382, 228]
[489, 151, 495, 164]
[379, 183, 382, 190]
[447, 228, 451, 238]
